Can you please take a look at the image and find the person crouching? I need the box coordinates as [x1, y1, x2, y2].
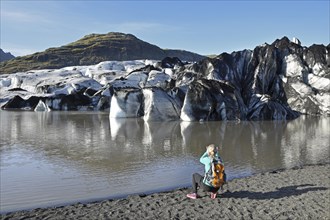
[186, 144, 224, 199]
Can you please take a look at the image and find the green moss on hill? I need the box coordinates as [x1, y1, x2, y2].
[0, 32, 205, 74]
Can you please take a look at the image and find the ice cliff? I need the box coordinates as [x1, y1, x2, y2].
[0, 37, 329, 121]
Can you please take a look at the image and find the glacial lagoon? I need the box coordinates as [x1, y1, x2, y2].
[0, 111, 329, 213]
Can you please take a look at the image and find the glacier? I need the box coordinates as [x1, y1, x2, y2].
[0, 37, 329, 121]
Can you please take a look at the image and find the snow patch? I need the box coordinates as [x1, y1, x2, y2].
[307, 74, 330, 91]
[0, 77, 11, 87]
[283, 54, 306, 77]
[291, 37, 301, 45]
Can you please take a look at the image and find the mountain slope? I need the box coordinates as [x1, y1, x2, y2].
[0, 32, 205, 74]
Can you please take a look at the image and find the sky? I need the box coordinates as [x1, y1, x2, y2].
[0, 0, 329, 57]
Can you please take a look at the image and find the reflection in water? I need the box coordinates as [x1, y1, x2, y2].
[0, 111, 329, 212]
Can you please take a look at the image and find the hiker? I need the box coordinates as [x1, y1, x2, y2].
[186, 144, 225, 199]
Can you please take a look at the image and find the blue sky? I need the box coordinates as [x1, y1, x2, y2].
[1, 0, 329, 57]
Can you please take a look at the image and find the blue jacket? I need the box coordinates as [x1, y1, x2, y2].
[199, 151, 222, 186]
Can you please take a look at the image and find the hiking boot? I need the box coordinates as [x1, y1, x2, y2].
[186, 193, 197, 199]
[210, 192, 217, 199]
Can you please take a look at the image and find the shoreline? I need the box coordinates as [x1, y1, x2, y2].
[1, 163, 330, 219]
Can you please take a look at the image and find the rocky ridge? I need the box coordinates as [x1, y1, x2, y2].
[0, 49, 15, 62]
[0, 37, 329, 121]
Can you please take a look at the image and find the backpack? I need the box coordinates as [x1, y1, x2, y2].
[206, 159, 226, 188]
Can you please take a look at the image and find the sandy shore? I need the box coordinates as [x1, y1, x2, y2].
[1, 163, 329, 220]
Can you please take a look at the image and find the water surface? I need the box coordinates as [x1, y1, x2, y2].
[1, 111, 329, 213]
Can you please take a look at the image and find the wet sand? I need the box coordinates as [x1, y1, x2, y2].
[1, 163, 329, 220]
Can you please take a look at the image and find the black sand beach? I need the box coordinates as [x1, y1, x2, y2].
[1, 163, 329, 220]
